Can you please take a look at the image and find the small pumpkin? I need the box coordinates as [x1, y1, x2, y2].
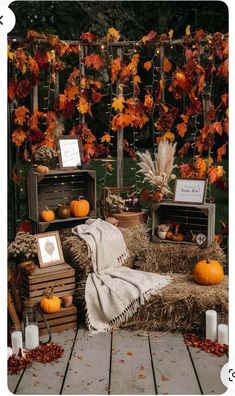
[56, 204, 71, 219]
[172, 233, 184, 242]
[36, 165, 49, 174]
[192, 259, 224, 286]
[70, 197, 90, 217]
[166, 231, 174, 240]
[40, 287, 61, 313]
[40, 207, 55, 222]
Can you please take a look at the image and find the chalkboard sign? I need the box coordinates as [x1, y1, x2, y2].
[57, 136, 83, 170]
[174, 178, 207, 204]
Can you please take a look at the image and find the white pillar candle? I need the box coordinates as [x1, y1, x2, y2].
[11, 331, 23, 356]
[25, 324, 39, 349]
[218, 324, 229, 345]
[206, 310, 217, 341]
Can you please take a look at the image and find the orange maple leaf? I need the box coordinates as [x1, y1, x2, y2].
[194, 156, 207, 178]
[65, 85, 79, 102]
[161, 131, 175, 141]
[77, 98, 91, 115]
[217, 59, 228, 80]
[111, 57, 122, 84]
[112, 96, 125, 112]
[180, 113, 189, 123]
[58, 94, 67, 111]
[163, 57, 172, 73]
[29, 110, 45, 130]
[101, 133, 111, 143]
[15, 48, 28, 74]
[14, 106, 29, 126]
[143, 61, 152, 71]
[28, 55, 39, 76]
[142, 31, 157, 44]
[217, 143, 227, 162]
[178, 163, 193, 178]
[83, 143, 95, 158]
[176, 122, 187, 138]
[84, 54, 104, 70]
[8, 79, 16, 101]
[144, 94, 154, 112]
[107, 27, 120, 42]
[211, 121, 223, 136]
[12, 129, 27, 147]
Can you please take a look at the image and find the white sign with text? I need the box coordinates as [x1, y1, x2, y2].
[174, 179, 207, 203]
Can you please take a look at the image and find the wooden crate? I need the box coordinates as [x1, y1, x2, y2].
[152, 201, 215, 247]
[38, 305, 77, 335]
[28, 168, 96, 232]
[20, 263, 76, 303]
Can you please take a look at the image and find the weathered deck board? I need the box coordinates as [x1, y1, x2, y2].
[150, 333, 201, 395]
[110, 330, 156, 394]
[189, 346, 227, 394]
[62, 329, 111, 394]
[15, 329, 76, 394]
[8, 370, 25, 394]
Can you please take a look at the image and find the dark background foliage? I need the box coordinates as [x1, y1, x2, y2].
[10, 1, 228, 39]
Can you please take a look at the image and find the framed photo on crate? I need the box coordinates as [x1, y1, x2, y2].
[35, 231, 65, 268]
[174, 178, 207, 204]
[57, 136, 84, 170]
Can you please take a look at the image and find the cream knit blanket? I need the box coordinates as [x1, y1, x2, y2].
[72, 218, 171, 333]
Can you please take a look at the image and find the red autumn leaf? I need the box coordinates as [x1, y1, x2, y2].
[176, 122, 187, 138]
[185, 48, 194, 61]
[111, 57, 122, 84]
[216, 59, 228, 79]
[80, 32, 97, 43]
[84, 54, 104, 70]
[217, 143, 227, 162]
[142, 30, 157, 44]
[178, 163, 193, 178]
[201, 124, 210, 139]
[211, 121, 223, 136]
[91, 92, 103, 103]
[12, 129, 27, 147]
[221, 92, 228, 107]
[178, 142, 191, 158]
[143, 61, 152, 71]
[28, 55, 39, 76]
[207, 106, 216, 121]
[223, 117, 228, 134]
[16, 80, 31, 98]
[8, 79, 17, 101]
[15, 106, 29, 126]
[12, 167, 19, 184]
[24, 146, 30, 161]
[35, 50, 49, 69]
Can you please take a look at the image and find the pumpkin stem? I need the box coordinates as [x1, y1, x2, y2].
[45, 206, 50, 211]
[78, 195, 85, 200]
[206, 258, 210, 264]
[49, 286, 55, 299]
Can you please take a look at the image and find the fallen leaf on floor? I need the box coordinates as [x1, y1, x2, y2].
[138, 373, 147, 379]
[117, 359, 125, 363]
[127, 351, 133, 356]
[161, 375, 170, 382]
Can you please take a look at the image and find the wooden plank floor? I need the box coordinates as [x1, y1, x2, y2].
[8, 328, 227, 395]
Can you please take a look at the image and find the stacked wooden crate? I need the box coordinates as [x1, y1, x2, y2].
[28, 168, 96, 232]
[20, 263, 77, 335]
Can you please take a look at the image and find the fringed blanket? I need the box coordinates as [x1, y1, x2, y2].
[72, 218, 171, 333]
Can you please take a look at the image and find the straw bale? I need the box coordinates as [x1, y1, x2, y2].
[135, 241, 227, 274]
[121, 274, 228, 333]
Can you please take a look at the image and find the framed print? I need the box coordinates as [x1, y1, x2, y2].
[35, 231, 65, 268]
[174, 178, 207, 204]
[57, 136, 84, 170]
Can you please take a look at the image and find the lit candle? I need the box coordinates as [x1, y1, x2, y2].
[11, 331, 23, 356]
[206, 310, 217, 341]
[218, 324, 228, 345]
[25, 324, 39, 349]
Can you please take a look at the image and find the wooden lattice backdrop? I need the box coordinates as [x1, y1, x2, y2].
[8, 28, 228, 239]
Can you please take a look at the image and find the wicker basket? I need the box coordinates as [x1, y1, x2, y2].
[113, 211, 146, 228]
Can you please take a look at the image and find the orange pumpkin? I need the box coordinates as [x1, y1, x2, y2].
[40, 287, 61, 313]
[36, 165, 49, 174]
[70, 197, 90, 217]
[40, 207, 55, 222]
[192, 259, 224, 286]
[152, 191, 164, 203]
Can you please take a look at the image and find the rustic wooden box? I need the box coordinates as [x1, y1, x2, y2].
[39, 305, 77, 335]
[20, 263, 77, 334]
[20, 263, 76, 303]
[28, 168, 96, 232]
[152, 201, 215, 247]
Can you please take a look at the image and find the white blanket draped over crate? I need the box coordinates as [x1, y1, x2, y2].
[72, 218, 171, 333]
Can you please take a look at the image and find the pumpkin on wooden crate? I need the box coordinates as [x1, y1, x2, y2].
[70, 197, 90, 217]
[56, 203, 71, 219]
[36, 165, 49, 174]
[192, 259, 224, 286]
[40, 207, 55, 222]
[40, 287, 61, 313]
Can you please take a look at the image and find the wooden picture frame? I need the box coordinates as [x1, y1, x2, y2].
[57, 136, 84, 170]
[35, 231, 65, 268]
[173, 178, 207, 204]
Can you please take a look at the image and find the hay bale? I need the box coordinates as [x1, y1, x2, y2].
[121, 274, 228, 333]
[135, 241, 227, 274]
